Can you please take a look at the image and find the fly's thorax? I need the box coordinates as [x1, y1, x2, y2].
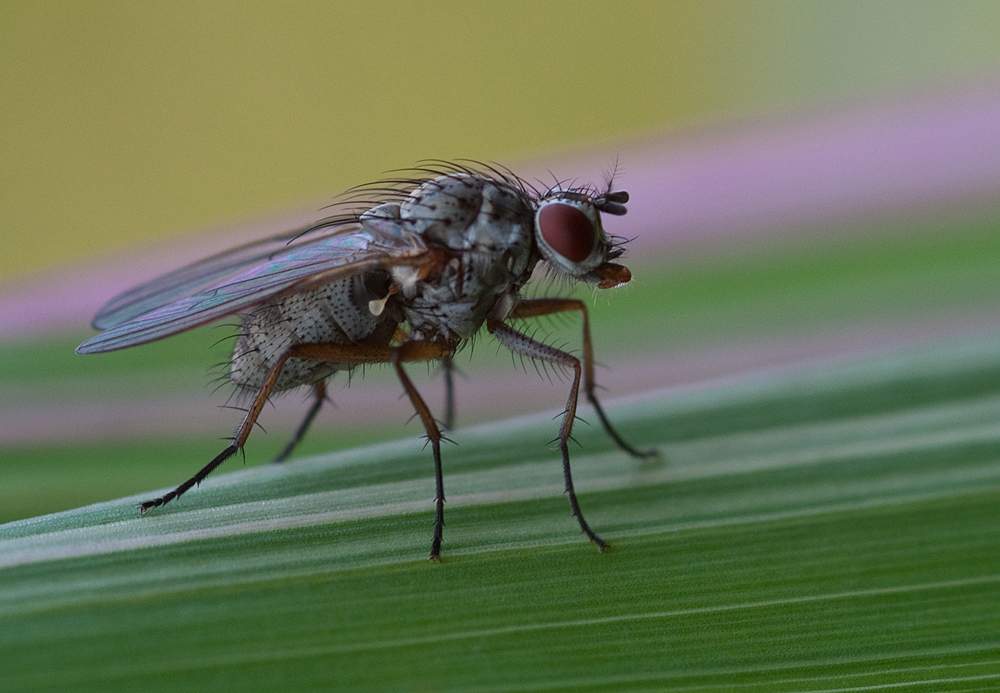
[401, 174, 534, 256]
[382, 174, 538, 341]
[230, 271, 399, 391]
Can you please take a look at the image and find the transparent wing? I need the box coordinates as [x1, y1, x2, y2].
[92, 220, 360, 330]
[77, 228, 424, 354]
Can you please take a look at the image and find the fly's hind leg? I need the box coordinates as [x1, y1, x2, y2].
[508, 298, 657, 460]
[140, 344, 303, 513]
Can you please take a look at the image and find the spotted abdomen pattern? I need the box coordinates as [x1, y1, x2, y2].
[230, 271, 398, 391]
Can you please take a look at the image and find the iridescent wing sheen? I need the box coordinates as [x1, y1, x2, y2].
[92, 221, 363, 330]
[77, 225, 424, 355]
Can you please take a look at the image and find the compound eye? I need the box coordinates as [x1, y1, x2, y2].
[537, 202, 598, 264]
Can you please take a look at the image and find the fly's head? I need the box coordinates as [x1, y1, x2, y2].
[533, 187, 632, 289]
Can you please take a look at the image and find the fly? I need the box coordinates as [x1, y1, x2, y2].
[77, 161, 655, 560]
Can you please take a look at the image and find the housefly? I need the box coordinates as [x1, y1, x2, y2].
[78, 161, 654, 559]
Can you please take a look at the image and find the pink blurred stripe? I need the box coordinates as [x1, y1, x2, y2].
[2, 77, 1000, 341]
[6, 314, 998, 445]
[614, 79, 1000, 247]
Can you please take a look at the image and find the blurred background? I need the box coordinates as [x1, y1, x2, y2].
[4, 0, 1000, 281]
[3, 1, 1000, 522]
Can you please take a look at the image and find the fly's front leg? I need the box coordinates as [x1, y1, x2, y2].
[509, 298, 656, 460]
[488, 319, 606, 551]
[272, 380, 328, 463]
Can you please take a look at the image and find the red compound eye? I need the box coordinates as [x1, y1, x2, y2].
[537, 203, 597, 263]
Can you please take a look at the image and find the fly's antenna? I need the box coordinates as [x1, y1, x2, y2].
[593, 190, 629, 216]
[594, 158, 628, 215]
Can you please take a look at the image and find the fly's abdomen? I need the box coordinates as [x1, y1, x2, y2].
[230, 271, 398, 391]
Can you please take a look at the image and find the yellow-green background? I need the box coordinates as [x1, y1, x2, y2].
[7, 5, 1000, 690]
[4, 0, 1000, 282]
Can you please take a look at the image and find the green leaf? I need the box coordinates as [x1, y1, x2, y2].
[3, 332, 1000, 691]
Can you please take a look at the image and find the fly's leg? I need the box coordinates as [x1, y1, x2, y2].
[400, 326, 455, 434]
[299, 341, 452, 559]
[141, 340, 453, 555]
[488, 319, 607, 551]
[390, 342, 452, 560]
[441, 354, 456, 430]
[272, 380, 328, 463]
[140, 343, 304, 513]
[509, 298, 657, 460]
[139, 446, 240, 513]
[308, 341, 452, 559]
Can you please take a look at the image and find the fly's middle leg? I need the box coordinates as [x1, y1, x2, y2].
[441, 354, 456, 431]
[272, 380, 328, 463]
[389, 342, 454, 560]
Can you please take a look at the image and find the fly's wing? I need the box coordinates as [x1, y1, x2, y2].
[92, 220, 356, 330]
[77, 228, 425, 354]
